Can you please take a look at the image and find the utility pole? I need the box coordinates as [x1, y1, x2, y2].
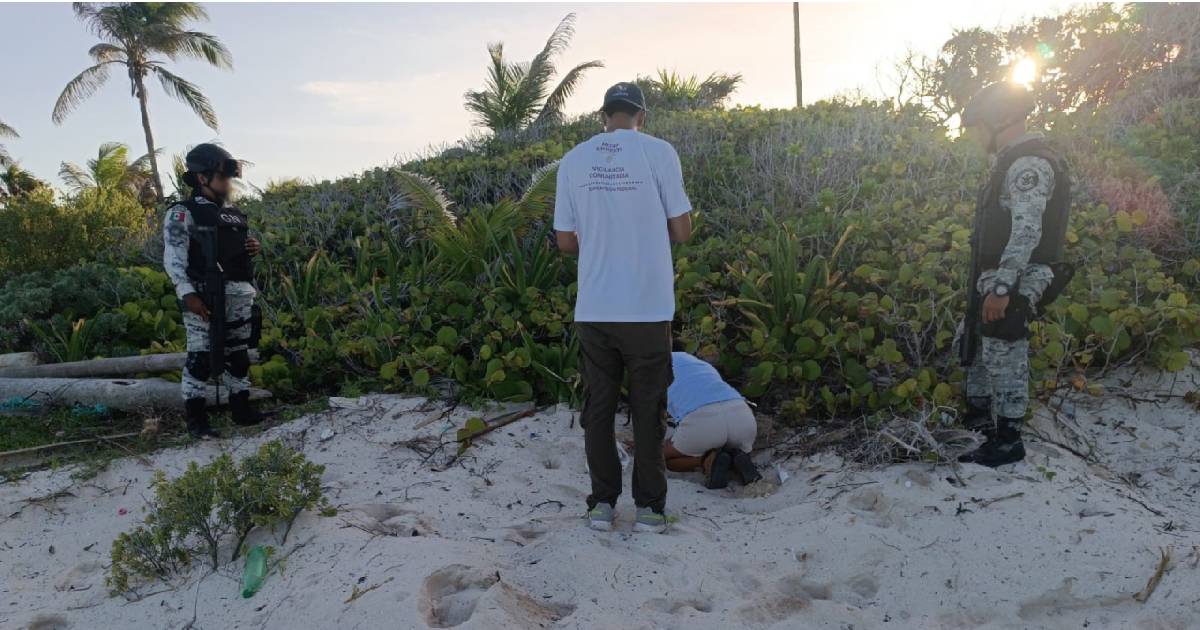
[793, 2, 803, 108]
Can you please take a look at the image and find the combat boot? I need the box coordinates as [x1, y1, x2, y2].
[229, 391, 266, 427]
[185, 398, 221, 439]
[962, 397, 992, 432]
[959, 417, 1025, 467]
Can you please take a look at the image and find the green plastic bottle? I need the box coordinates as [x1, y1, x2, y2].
[241, 545, 268, 598]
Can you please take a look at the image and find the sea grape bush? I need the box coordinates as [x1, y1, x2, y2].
[3, 103, 1198, 421]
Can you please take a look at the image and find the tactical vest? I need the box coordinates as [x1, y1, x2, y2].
[973, 137, 1071, 270]
[181, 197, 254, 283]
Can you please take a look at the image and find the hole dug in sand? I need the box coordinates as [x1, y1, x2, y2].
[418, 564, 572, 628]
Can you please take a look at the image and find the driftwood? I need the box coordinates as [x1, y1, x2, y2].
[0, 352, 39, 369]
[0, 351, 260, 379]
[0, 377, 270, 411]
[455, 406, 545, 443]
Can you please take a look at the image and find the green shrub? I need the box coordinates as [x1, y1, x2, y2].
[0, 264, 183, 357]
[107, 440, 333, 595]
[0, 188, 151, 278]
[6, 102, 1199, 423]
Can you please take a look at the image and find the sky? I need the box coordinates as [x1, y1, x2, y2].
[0, 1, 1069, 190]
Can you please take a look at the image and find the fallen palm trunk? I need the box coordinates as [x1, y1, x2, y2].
[0, 351, 260, 378]
[0, 377, 271, 411]
[0, 352, 39, 369]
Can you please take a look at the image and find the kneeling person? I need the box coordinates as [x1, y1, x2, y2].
[664, 351, 761, 489]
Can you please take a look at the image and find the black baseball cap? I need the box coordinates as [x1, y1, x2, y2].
[602, 82, 647, 113]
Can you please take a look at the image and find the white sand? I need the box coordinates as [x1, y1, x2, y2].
[2, 362, 1198, 630]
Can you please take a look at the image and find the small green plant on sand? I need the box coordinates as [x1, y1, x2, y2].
[107, 440, 334, 596]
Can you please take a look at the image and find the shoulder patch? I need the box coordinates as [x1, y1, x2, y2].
[172, 210, 188, 222]
[1014, 168, 1040, 192]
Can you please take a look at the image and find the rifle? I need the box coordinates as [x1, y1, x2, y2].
[196, 225, 226, 402]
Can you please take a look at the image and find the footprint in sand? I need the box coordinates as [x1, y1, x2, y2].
[418, 565, 501, 628]
[643, 593, 714, 615]
[737, 574, 832, 624]
[418, 565, 572, 628]
[25, 613, 71, 630]
[504, 522, 548, 546]
[347, 503, 435, 537]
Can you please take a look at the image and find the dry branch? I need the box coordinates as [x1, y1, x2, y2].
[1133, 547, 1171, 603]
[0, 431, 141, 460]
[455, 406, 545, 443]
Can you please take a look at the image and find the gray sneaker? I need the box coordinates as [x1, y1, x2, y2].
[587, 503, 614, 531]
[634, 507, 671, 533]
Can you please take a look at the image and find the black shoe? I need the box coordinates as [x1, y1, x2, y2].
[229, 391, 267, 427]
[959, 418, 1025, 467]
[704, 450, 733, 490]
[185, 398, 221, 439]
[726, 448, 762, 484]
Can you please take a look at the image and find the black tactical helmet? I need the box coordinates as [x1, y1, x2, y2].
[960, 82, 1035, 132]
[184, 143, 241, 178]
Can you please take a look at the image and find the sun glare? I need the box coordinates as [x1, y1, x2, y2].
[1011, 57, 1038, 87]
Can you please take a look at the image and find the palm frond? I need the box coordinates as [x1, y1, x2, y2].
[518, 161, 560, 216]
[88, 42, 126, 63]
[486, 42, 510, 99]
[696, 72, 742, 106]
[533, 60, 604, 127]
[158, 31, 233, 69]
[514, 13, 578, 118]
[0, 146, 12, 169]
[59, 161, 94, 193]
[91, 142, 130, 190]
[52, 62, 116, 123]
[152, 65, 218, 130]
[0, 120, 17, 138]
[391, 171, 456, 229]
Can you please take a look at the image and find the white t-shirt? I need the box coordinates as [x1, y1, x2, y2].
[553, 129, 692, 322]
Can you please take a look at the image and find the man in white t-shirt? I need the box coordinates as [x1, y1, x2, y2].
[554, 82, 693, 533]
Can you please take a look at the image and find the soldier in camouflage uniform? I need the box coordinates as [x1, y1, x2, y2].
[958, 83, 1072, 467]
[163, 144, 265, 438]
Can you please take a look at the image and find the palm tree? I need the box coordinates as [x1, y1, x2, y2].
[59, 142, 155, 204]
[1, 164, 50, 199]
[464, 13, 603, 133]
[52, 2, 233, 203]
[391, 164, 558, 281]
[0, 119, 17, 167]
[635, 70, 743, 111]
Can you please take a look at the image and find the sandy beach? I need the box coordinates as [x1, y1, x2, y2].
[2, 361, 1198, 630]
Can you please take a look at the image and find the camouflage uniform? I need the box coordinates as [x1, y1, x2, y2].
[163, 197, 257, 402]
[964, 133, 1057, 420]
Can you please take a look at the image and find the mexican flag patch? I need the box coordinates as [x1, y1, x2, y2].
[172, 210, 187, 222]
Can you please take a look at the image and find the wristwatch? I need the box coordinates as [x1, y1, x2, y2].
[992, 282, 1011, 297]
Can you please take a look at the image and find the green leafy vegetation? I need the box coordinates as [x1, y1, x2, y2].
[107, 440, 333, 595]
[636, 69, 742, 111]
[1, 2, 1196, 432]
